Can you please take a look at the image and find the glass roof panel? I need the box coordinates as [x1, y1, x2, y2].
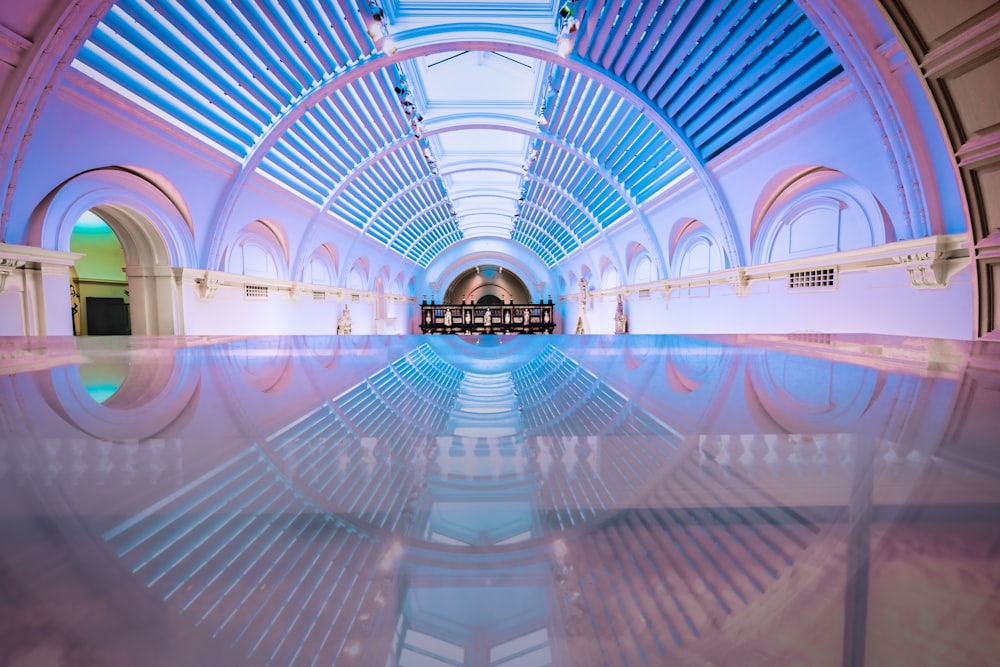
[437, 129, 528, 156]
[70, 0, 842, 268]
[418, 51, 541, 109]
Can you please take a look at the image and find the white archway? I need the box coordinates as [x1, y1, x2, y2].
[29, 169, 194, 335]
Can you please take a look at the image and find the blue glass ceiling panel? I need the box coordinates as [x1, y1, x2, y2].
[578, 0, 843, 161]
[73, 0, 373, 157]
[512, 138, 632, 266]
[545, 67, 690, 202]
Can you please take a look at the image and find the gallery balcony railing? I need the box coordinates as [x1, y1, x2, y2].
[418, 302, 556, 334]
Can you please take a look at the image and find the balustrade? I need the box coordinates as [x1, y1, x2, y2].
[418, 301, 556, 334]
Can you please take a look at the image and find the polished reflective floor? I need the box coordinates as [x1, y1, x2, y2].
[1, 334, 999, 666]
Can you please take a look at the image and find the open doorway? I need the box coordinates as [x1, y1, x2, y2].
[29, 169, 191, 336]
[476, 294, 503, 306]
[70, 210, 130, 336]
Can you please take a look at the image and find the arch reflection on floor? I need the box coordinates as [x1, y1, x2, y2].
[1, 334, 999, 666]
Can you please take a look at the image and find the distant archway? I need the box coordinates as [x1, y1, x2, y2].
[443, 265, 531, 305]
[476, 294, 503, 306]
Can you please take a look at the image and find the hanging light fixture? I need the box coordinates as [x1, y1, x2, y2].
[555, 2, 580, 58]
[366, 1, 397, 55]
[366, 7, 383, 39]
[556, 34, 574, 57]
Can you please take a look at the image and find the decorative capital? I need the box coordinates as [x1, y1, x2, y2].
[0, 258, 26, 292]
[893, 251, 947, 289]
[729, 269, 750, 297]
[195, 272, 223, 299]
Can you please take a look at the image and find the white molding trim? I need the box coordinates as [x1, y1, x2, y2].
[582, 235, 970, 300]
[0, 242, 83, 267]
[174, 267, 406, 304]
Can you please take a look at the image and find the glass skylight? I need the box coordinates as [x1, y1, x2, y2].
[72, 0, 841, 268]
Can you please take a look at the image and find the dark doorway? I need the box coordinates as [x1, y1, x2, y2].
[86, 297, 131, 335]
[476, 294, 504, 306]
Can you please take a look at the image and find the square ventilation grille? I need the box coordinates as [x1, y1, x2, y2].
[789, 267, 837, 290]
[313, 291, 326, 301]
[244, 284, 269, 299]
[790, 332, 834, 344]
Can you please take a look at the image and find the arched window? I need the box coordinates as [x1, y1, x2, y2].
[237, 240, 279, 278]
[629, 255, 654, 284]
[625, 242, 656, 284]
[305, 244, 338, 286]
[603, 266, 620, 289]
[673, 231, 724, 277]
[226, 220, 287, 280]
[347, 261, 368, 291]
[753, 169, 891, 265]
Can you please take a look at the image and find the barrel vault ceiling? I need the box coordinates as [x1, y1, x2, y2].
[71, 0, 842, 268]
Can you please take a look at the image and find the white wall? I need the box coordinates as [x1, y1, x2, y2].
[175, 269, 383, 336]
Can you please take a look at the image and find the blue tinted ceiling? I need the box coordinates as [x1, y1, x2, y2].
[575, 0, 843, 160]
[73, 0, 843, 269]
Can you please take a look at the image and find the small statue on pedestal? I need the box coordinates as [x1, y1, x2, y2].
[614, 293, 627, 334]
[337, 304, 352, 334]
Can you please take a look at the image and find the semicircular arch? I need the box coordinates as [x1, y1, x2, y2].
[28, 168, 195, 268]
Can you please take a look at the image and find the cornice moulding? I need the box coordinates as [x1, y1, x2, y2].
[0, 242, 83, 266]
[603, 234, 969, 298]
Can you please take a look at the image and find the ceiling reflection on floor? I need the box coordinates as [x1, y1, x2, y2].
[1, 334, 999, 666]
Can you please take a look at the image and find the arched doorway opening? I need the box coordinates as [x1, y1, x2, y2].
[476, 294, 503, 306]
[443, 265, 532, 305]
[70, 210, 130, 335]
[68, 202, 176, 336]
[29, 169, 194, 336]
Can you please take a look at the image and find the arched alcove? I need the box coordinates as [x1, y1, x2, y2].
[347, 258, 369, 291]
[224, 220, 289, 280]
[443, 265, 532, 305]
[630, 255, 654, 283]
[671, 220, 726, 278]
[304, 243, 338, 286]
[751, 168, 893, 265]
